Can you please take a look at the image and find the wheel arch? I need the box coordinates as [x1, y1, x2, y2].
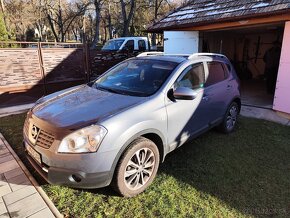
[232, 97, 241, 112]
[108, 129, 166, 185]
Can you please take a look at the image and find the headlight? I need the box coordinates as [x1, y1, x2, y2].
[58, 125, 107, 153]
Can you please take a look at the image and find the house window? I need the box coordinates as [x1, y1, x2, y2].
[175, 63, 205, 89]
[205, 61, 227, 86]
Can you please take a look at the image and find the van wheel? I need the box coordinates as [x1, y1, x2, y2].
[113, 137, 159, 197]
[218, 102, 239, 133]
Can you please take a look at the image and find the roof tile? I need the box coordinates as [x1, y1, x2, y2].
[148, 0, 290, 31]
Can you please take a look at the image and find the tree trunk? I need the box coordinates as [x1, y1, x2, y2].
[151, 0, 159, 46]
[58, 1, 65, 42]
[0, 0, 10, 38]
[36, 23, 42, 41]
[0, 0, 4, 13]
[91, 0, 102, 48]
[107, 2, 113, 39]
[72, 28, 78, 42]
[120, 0, 135, 37]
[107, 13, 112, 39]
[103, 18, 107, 43]
[47, 13, 59, 42]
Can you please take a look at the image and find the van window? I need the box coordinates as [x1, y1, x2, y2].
[124, 40, 134, 51]
[175, 63, 205, 90]
[138, 40, 146, 51]
[205, 62, 227, 86]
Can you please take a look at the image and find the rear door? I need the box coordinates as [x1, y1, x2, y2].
[203, 61, 232, 124]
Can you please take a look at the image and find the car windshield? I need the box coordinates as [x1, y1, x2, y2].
[101, 39, 125, 51]
[91, 59, 178, 97]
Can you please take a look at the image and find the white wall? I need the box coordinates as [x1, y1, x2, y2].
[273, 21, 290, 114]
[164, 31, 199, 54]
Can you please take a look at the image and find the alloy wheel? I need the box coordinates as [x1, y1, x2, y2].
[124, 148, 155, 190]
[226, 105, 238, 130]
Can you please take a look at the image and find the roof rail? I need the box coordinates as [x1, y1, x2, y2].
[137, 52, 164, 57]
[188, 53, 227, 60]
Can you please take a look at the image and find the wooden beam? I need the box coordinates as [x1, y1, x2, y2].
[178, 14, 290, 31]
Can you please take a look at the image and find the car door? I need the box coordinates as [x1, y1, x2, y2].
[203, 61, 232, 125]
[165, 62, 210, 151]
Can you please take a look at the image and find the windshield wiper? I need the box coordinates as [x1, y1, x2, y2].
[95, 84, 127, 95]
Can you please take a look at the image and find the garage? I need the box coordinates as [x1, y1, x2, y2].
[148, 0, 290, 116]
[201, 23, 284, 109]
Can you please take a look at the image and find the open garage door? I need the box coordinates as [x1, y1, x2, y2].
[273, 21, 290, 114]
[201, 23, 284, 109]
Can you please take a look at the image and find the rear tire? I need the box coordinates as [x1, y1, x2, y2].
[113, 137, 160, 197]
[218, 101, 239, 133]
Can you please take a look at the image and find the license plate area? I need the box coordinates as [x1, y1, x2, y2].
[26, 144, 42, 165]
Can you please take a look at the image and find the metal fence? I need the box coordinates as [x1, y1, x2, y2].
[0, 41, 164, 107]
[0, 41, 88, 94]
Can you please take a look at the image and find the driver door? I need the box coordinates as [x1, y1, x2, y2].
[165, 62, 210, 150]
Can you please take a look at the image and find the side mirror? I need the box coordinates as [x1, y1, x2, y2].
[173, 87, 197, 100]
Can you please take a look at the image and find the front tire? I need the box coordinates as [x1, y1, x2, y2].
[113, 137, 160, 197]
[218, 101, 239, 133]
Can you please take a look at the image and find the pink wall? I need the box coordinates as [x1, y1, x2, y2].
[273, 21, 290, 114]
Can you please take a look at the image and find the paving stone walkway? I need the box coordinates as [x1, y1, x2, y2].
[0, 134, 61, 218]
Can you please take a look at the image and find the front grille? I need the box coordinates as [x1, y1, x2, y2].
[35, 129, 54, 149]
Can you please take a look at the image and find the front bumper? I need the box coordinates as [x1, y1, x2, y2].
[24, 140, 114, 189]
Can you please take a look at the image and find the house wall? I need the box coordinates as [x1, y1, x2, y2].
[164, 31, 199, 54]
[273, 21, 290, 114]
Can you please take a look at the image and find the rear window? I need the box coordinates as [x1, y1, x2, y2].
[205, 61, 227, 86]
[175, 63, 205, 90]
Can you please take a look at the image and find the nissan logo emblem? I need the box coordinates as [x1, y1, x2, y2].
[31, 125, 39, 140]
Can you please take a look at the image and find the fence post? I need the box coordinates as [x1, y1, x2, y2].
[37, 42, 47, 95]
[83, 40, 91, 82]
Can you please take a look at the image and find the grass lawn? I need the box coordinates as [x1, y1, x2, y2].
[0, 113, 289, 217]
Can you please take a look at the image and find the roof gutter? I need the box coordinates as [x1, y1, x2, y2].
[146, 9, 290, 33]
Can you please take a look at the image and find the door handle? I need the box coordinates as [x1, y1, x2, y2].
[226, 84, 232, 90]
[202, 95, 209, 101]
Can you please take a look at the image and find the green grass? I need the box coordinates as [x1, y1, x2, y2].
[0, 114, 289, 217]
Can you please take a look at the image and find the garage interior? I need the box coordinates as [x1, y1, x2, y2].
[200, 23, 284, 109]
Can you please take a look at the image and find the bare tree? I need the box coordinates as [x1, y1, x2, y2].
[91, 0, 104, 47]
[103, 0, 113, 39]
[0, 0, 9, 38]
[44, 0, 89, 42]
[151, 0, 171, 46]
[120, 0, 136, 37]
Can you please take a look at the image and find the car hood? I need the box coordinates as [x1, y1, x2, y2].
[32, 85, 146, 129]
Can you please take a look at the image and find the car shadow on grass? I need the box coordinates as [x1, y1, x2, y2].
[157, 118, 290, 217]
[1, 114, 289, 217]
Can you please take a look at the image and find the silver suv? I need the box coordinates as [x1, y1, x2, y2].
[23, 52, 241, 197]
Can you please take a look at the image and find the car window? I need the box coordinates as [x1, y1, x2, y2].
[205, 61, 227, 86]
[138, 40, 146, 51]
[225, 63, 231, 73]
[175, 63, 205, 90]
[124, 40, 134, 51]
[93, 59, 178, 97]
[101, 39, 125, 51]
